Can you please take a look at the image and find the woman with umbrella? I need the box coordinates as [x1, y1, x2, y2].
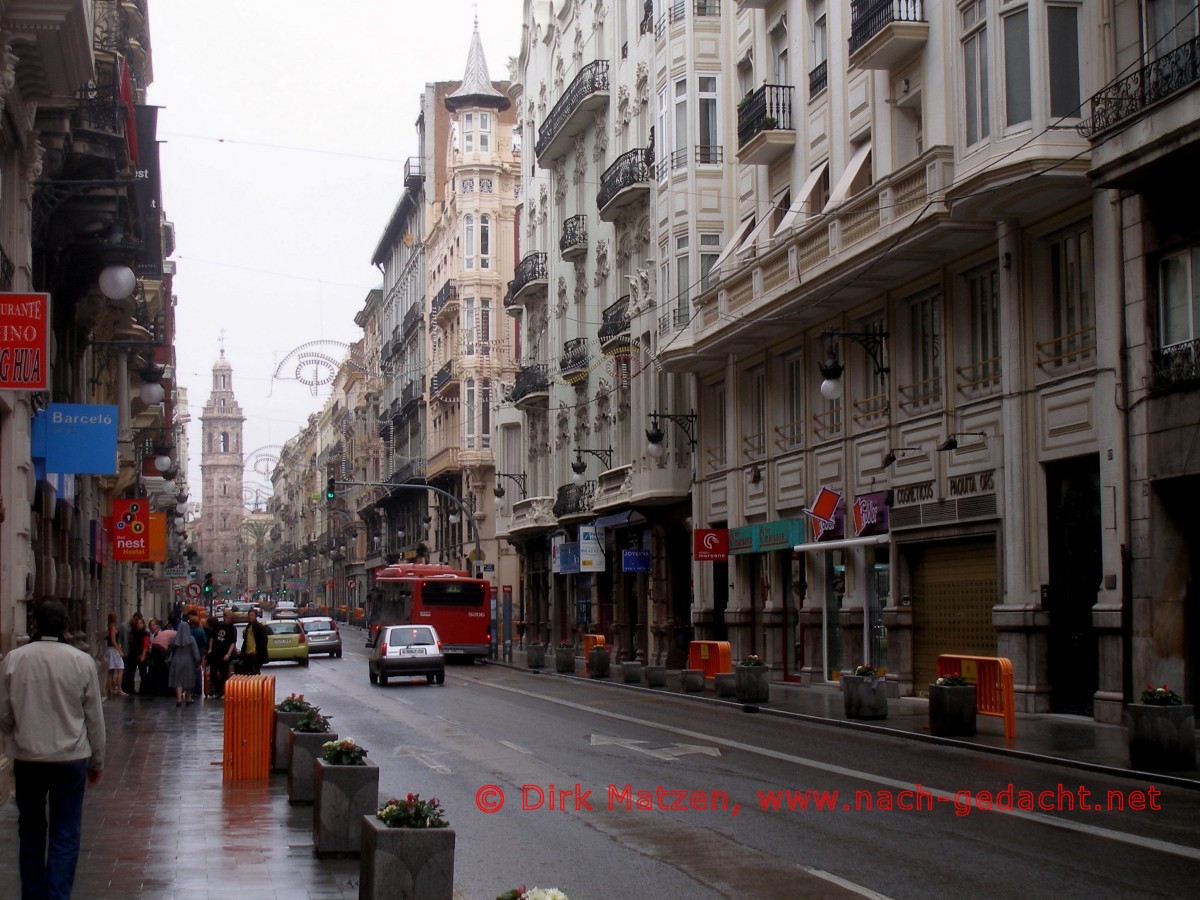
[167, 613, 201, 707]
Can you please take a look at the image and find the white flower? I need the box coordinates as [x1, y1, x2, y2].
[524, 890, 569, 900]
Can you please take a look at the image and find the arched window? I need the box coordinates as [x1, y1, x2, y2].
[465, 215, 475, 269]
[480, 215, 491, 269]
[220, 432, 230, 452]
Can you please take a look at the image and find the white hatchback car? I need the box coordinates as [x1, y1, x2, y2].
[368, 624, 445, 686]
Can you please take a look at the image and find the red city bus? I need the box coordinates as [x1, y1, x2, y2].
[367, 563, 490, 660]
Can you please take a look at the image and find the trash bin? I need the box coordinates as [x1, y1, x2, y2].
[223, 674, 275, 781]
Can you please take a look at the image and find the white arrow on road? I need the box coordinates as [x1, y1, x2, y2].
[391, 745, 453, 774]
[590, 733, 720, 761]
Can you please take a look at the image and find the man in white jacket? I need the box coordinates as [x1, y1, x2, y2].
[0, 599, 106, 899]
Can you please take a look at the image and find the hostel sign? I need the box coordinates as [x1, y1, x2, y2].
[111, 499, 150, 561]
[0, 293, 49, 390]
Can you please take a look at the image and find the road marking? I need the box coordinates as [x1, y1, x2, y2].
[499, 740, 533, 755]
[803, 868, 894, 900]
[390, 744, 453, 774]
[477, 678, 1200, 862]
[590, 733, 721, 761]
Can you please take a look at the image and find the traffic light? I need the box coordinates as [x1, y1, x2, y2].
[325, 477, 337, 502]
[203, 573, 213, 596]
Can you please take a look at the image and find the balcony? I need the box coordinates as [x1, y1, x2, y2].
[598, 295, 631, 349]
[510, 363, 550, 408]
[1080, 37, 1200, 139]
[404, 156, 424, 192]
[1152, 338, 1200, 393]
[559, 338, 591, 381]
[553, 481, 595, 521]
[849, 0, 928, 71]
[736, 84, 795, 166]
[658, 302, 690, 336]
[431, 279, 459, 323]
[402, 301, 421, 338]
[560, 214, 588, 261]
[535, 60, 611, 165]
[400, 376, 424, 413]
[430, 360, 458, 399]
[507, 252, 548, 308]
[597, 147, 653, 221]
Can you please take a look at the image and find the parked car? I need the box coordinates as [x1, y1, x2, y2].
[264, 620, 309, 667]
[298, 616, 342, 658]
[368, 624, 444, 685]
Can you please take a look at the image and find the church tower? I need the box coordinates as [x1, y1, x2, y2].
[198, 348, 246, 599]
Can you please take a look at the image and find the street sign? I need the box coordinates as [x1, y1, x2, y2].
[185, 581, 201, 598]
[164, 566, 187, 577]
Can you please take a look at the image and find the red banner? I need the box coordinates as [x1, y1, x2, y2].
[111, 498, 150, 561]
[0, 293, 49, 390]
[693, 528, 729, 562]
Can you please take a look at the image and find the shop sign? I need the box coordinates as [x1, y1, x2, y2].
[0, 292, 48, 390]
[727, 526, 756, 555]
[557, 542, 581, 574]
[694, 528, 729, 561]
[948, 470, 996, 497]
[757, 519, 806, 552]
[622, 549, 651, 572]
[579, 526, 605, 571]
[852, 491, 890, 537]
[805, 487, 844, 541]
[111, 499, 150, 561]
[32, 404, 119, 474]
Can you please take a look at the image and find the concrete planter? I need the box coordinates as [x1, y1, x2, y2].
[360, 818, 455, 900]
[273, 710, 306, 772]
[734, 666, 770, 703]
[288, 730, 337, 804]
[841, 674, 888, 720]
[681, 669, 705, 692]
[620, 661, 642, 683]
[588, 649, 611, 679]
[554, 648, 576, 673]
[1127, 703, 1196, 771]
[714, 673, 737, 697]
[313, 759, 379, 857]
[526, 645, 546, 668]
[644, 665, 667, 687]
[929, 684, 976, 737]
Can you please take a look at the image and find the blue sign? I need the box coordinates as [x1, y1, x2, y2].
[32, 404, 118, 474]
[622, 549, 650, 572]
[558, 542, 581, 574]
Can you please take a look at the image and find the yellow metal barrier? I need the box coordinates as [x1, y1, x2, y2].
[688, 641, 732, 681]
[223, 674, 276, 781]
[936, 655, 1016, 741]
[583, 634, 605, 673]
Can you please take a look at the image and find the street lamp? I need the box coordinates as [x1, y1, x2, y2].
[571, 447, 613, 486]
[646, 410, 696, 458]
[937, 432, 988, 452]
[494, 472, 528, 499]
[816, 327, 889, 403]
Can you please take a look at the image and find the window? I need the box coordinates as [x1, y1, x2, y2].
[1047, 5, 1081, 117]
[480, 300, 492, 356]
[479, 112, 491, 152]
[675, 234, 689, 314]
[466, 379, 476, 448]
[698, 76, 718, 163]
[464, 298, 475, 354]
[480, 215, 491, 269]
[906, 290, 942, 407]
[673, 77, 688, 156]
[220, 432, 229, 452]
[465, 215, 474, 270]
[962, 0, 990, 146]
[700, 233, 722, 291]
[464, 113, 474, 152]
[737, 57, 755, 99]
[772, 19, 789, 85]
[659, 244, 670, 307]
[657, 87, 669, 181]
[482, 379, 492, 446]
[785, 355, 804, 448]
[966, 264, 1001, 389]
[1048, 224, 1093, 366]
[746, 366, 766, 459]
[1147, 0, 1198, 58]
[1003, 8, 1031, 126]
[1159, 247, 1200, 348]
[809, 1, 827, 68]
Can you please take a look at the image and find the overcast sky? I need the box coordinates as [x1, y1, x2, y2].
[147, 0, 524, 501]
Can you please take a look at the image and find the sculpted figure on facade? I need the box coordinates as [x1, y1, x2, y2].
[555, 404, 570, 449]
[573, 260, 587, 305]
[635, 61, 650, 110]
[553, 157, 567, 204]
[572, 26, 583, 71]
[614, 84, 630, 137]
[572, 134, 587, 184]
[593, 239, 609, 288]
[592, 111, 607, 162]
[556, 275, 568, 319]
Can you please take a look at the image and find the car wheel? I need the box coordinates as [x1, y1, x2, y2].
[368, 668, 378, 685]
[299, 657, 309, 668]
[436, 672, 445, 685]
[335, 650, 342, 659]
[427, 674, 435, 684]
[379, 673, 388, 686]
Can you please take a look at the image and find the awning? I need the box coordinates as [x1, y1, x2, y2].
[734, 210, 778, 259]
[594, 510, 646, 529]
[710, 216, 757, 272]
[824, 140, 872, 210]
[793, 533, 889, 553]
[775, 159, 830, 234]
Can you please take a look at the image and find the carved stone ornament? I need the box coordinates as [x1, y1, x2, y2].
[555, 405, 570, 449]
[574, 404, 591, 439]
[538, 81, 547, 118]
[574, 261, 588, 305]
[538, 184, 549, 225]
[628, 268, 653, 315]
[554, 53, 564, 94]
[572, 27, 583, 70]
[0, 39, 17, 120]
[556, 276, 568, 319]
[593, 239, 609, 288]
[592, 111, 607, 161]
[615, 84, 631, 137]
[593, 385, 612, 431]
[594, 0, 608, 29]
[572, 134, 587, 184]
[553, 157, 568, 204]
[616, 234, 632, 268]
[636, 62, 650, 109]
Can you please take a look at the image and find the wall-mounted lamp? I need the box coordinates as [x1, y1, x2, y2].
[98, 264, 137, 301]
[816, 327, 889, 402]
[646, 409, 697, 458]
[883, 447, 923, 467]
[494, 471, 528, 499]
[937, 432, 988, 452]
[447, 509, 461, 525]
[571, 447, 613, 485]
[152, 450, 173, 473]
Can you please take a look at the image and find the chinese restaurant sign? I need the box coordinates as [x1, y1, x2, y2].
[0, 293, 49, 390]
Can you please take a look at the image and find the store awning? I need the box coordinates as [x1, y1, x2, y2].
[594, 510, 646, 529]
[793, 533, 889, 553]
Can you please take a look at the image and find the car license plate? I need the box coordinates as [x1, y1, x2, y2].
[399, 647, 425, 656]
[271, 638, 290, 646]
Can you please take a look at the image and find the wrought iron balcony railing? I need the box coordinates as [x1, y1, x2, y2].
[1080, 37, 1200, 138]
[400, 377, 424, 410]
[535, 60, 611, 159]
[560, 338, 591, 376]
[809, 61, 829, 99]
[404, 156, 424, 191]
[75, 69, 122, 136]
[598, 295, 632, 345]
[849, 0, 926, 56]
[510, 252, 548, 300]
[553, 481, 596, 518]
[1152, 337, 1200, 392]
[510, 363, 550, 403]
[560, 214, 588, 257]
[431, 279, 458, 319]
[431, 360, 455, 396]
[597, 147, 654, 212]
[402, 302, 421, 337]
[737, 84, 794, 148]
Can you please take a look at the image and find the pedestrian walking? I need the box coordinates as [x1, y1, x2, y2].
[188, 612, 208, 699]
[238, 608, 269, 676]
[121, 613, 147, 695]
[128, 614, 150, 695]
[0, 599, 106, 900]
[168, 615, 201, 707]
[104, 612, 126, 699]
[207, 608, 239, 697]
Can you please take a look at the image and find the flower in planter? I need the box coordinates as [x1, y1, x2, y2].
[738, 655, 764, 667]
[853, 665, 878, 677]
[1140, 684, 1183, 706]
[496, 889, 570, 900]
[377, 793, 448, 829]
[293, 709, 333, 733]
[936, 674, 970, 687]
[557, 640, 574, 649]
[321, 737, 368, 765]
[276, 692, 316, 713]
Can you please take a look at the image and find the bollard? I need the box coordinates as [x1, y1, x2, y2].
[223, 674, 276, 781]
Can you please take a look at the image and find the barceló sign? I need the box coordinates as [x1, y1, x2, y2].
[0, 293, 49, 390]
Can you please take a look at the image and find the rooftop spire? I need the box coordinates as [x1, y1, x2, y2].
[445, 16, 510, 112]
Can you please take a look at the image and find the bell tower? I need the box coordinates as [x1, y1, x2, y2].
[198, 347, 246, 600]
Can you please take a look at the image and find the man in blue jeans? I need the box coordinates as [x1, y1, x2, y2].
[0, 600, 106, 899]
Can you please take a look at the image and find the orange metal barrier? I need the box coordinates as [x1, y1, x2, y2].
[583, 634, 605, 673]
[223, 674, 276, 781]
[688, 641, 732, 681]
[936, 655, 1016, 741]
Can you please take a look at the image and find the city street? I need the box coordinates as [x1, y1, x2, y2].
[266, 637, 1200, 899]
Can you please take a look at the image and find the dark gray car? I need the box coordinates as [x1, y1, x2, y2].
[298, 616, 342, 658]
[368, 624, 445, 685]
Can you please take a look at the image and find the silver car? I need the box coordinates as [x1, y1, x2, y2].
[368, 624, 445, 685]
[298, 616, 342, 658]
